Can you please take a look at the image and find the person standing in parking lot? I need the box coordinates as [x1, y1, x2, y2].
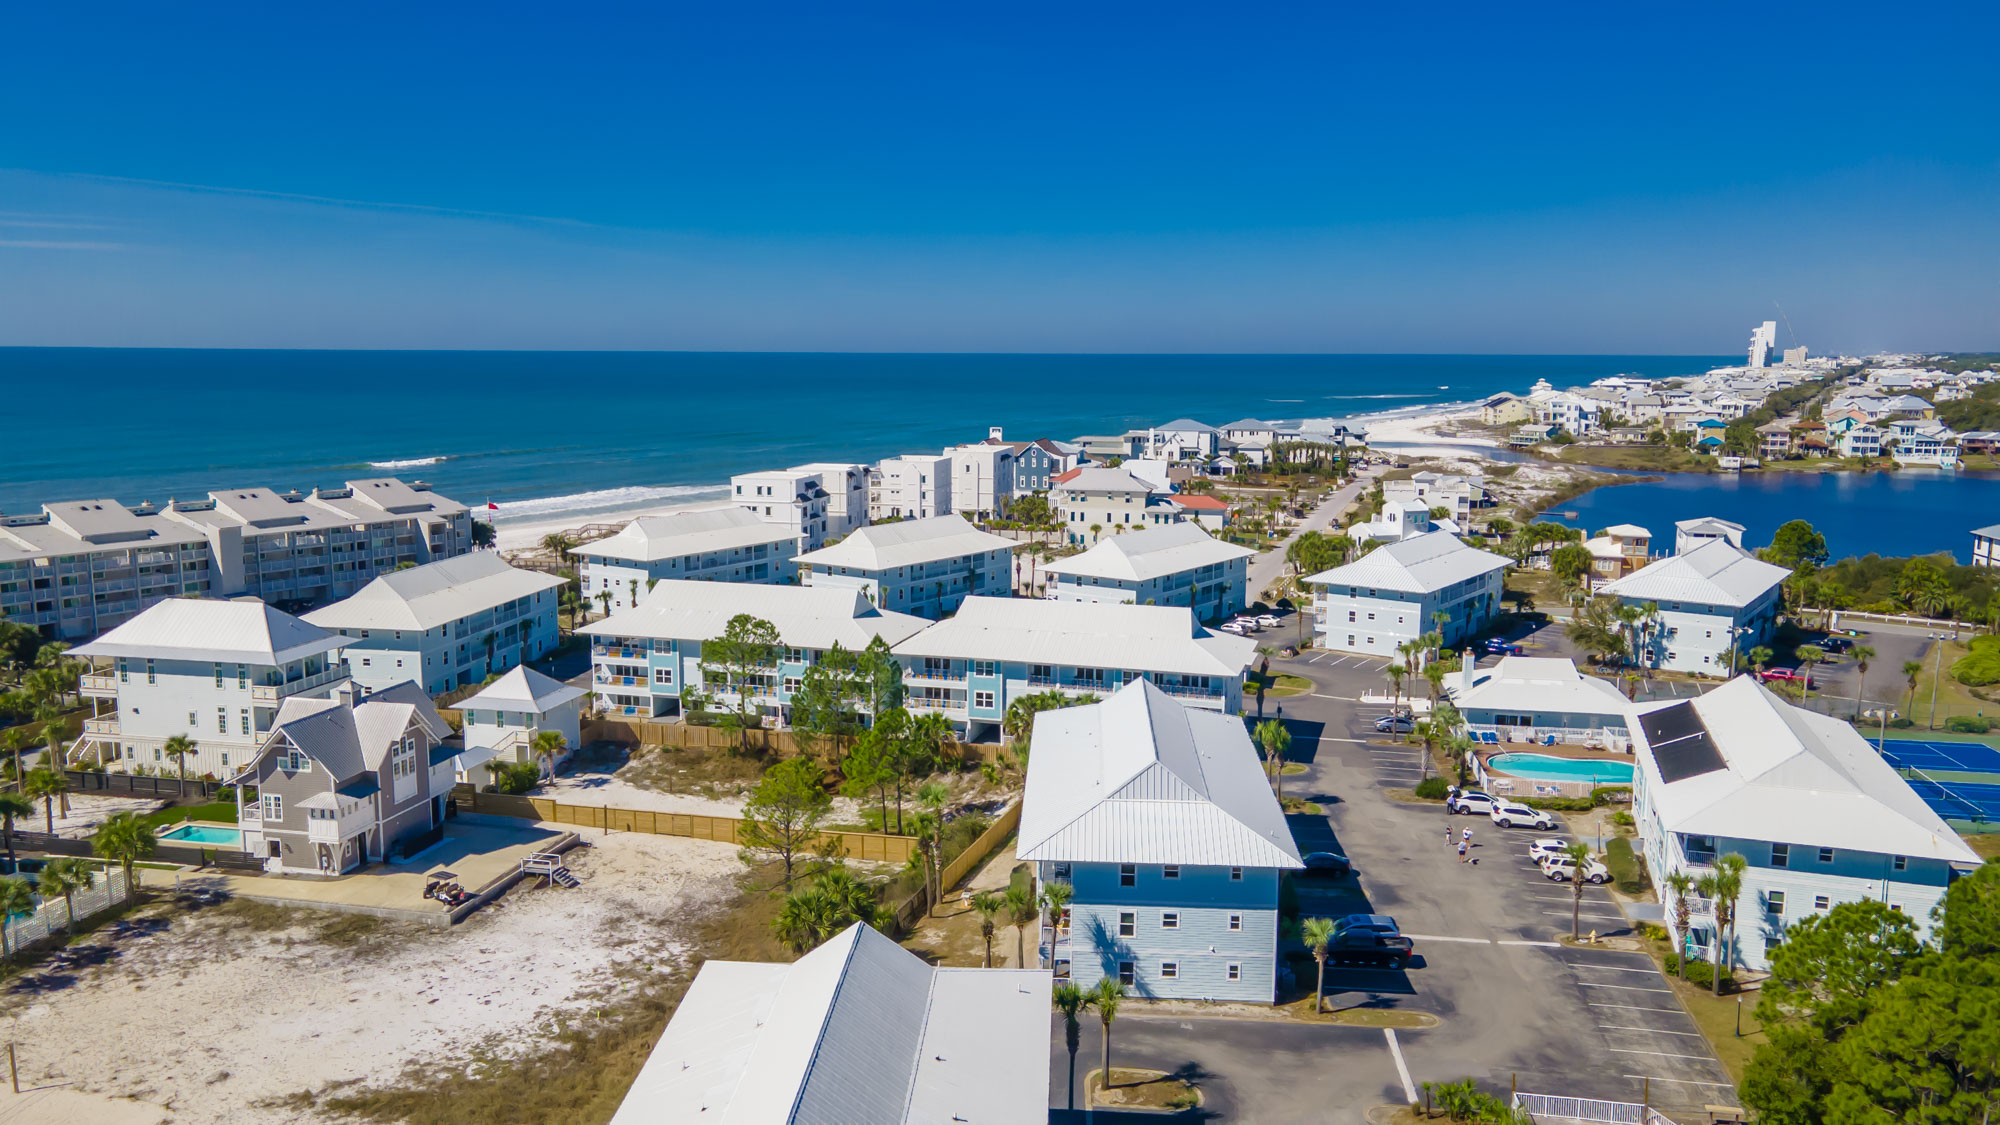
[1457, 840, 1468, 862]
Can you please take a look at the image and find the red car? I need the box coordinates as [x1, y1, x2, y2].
[1761, 668, 1817, 689]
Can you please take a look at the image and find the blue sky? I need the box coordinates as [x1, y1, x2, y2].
[2, 2, 1995, 353]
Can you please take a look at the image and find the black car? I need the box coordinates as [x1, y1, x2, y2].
[1328, 914, 1414, 967]
[1301, 851, 1353, 878]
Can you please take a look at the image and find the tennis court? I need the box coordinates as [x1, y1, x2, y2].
[1878, 739, 2000, 824]
[1876, 739, 2000, 775]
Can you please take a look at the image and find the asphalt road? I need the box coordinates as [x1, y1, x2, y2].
[1048, 622, 1739, 1122]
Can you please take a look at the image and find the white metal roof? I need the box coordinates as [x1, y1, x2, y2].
[610, 922, 1050, 1124]
[1673, 517, 1744, 536]
[457, 666, 586, 714]
[1635, 676, 1978, 864]
[303, 552, 565, 632]
[72, 598, 344, 666]
[1600, 523, 1650, 538]
[1017, 680, 1303, 868]
[582, 580, 929, 651]
[583, 506, 799, 563]
[1154, 418, 1218, 432]
[1041, 522, 1255, 583]
[891, 596, 1256, 678]
[794, 514, 1016, 573]
[1453, 657, 1629, 717]
[1601, 539, 1788, 609]
[1305, 532, 1511, 595]
[1056, 467, 1156, 495]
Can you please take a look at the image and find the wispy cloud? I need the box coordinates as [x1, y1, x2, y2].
[19, 169, 603, 230]
[0, 239, 129, 250]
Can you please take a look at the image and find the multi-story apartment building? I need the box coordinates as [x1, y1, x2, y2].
[985, 434, 1079, 494]
[1633, 676, 1978, 971]
[1381, 472, 1488, 522]
[0, 477, 469, 641]
[578, 507, 799, 616]
[789, 462, 871, 537]
[304, 553, 566, 695]
[888, 596, 1255, 737]
[730, 468, 831, 552]
[794, 515, 1016, 619]
[1021, 680, 1303, 1002]
[580, 581, 928, 720]
[1307, 533, 1511, 656]
[455, 666, 586, 787]
[1601, 540, 1787, 676]
[69, 598, 350, 778]
[869, 454, 952, 521]
[1042, 522, 1253, 622]
[943, 442, 1017, 521]
[1128, 420, 1221, 462]
[1973, 523, 2000, 569]
[1053, 467, 1181, 546]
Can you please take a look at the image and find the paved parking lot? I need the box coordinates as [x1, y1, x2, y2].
[1049, 641, 1739, 1121]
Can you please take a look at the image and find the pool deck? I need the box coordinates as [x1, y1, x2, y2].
[157, 820, 243, 844]
[138, 816, 577, 927]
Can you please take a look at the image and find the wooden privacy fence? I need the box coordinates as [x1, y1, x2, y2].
[581, 716, 1002, 764]
[452, 786, 919, 865]
[63, 770, 223, 801]
[893, 801, 1023, 930]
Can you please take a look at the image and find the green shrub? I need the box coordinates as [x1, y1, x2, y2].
[1889, 716, 1914, 729]
[1945, 715, 1994, 733]
[1589, 786, 1632, 807]
[1636, 921, 1668, 941]
[1951, 635, 2000, 686]
[1610, 810, 1635, 827]
[1663, 952, 1737, 990]
[1413, 777, 1451, 800]
[485, 761, 542, 795]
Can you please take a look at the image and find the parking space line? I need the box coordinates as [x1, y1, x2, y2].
[1496, 939, 1561, 947]
[1599, 1026, 1706, 1038]
[1541, 910, 1624, 921]
[1317, 737, 1366, 744]
[1623, 1075, 1737, 1090]
[1564, 964, 1668, 974]
[1385, 1029, 1418, 1103]
[1576, 982, 1672, 994]
[1609, 1048, 1719, 1061]
[1590, 1003, 1684, 1014]
[1402, 934, 1492, 944]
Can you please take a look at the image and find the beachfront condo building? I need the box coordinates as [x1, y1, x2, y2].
[1601, 539, 1788, 677]
[0, 477, 471, 641]
[869, 454, 952, 521]
[888, 596, 1255, 739]
[943, 442, 1017, 521]
[1127, 419, 1221, 462]
[794, 514, 1017, 619]
[303, 553, 566, 696]
[730, 468, 831, 552]
[789, 462, 871, 537]
[69, 598, 351, 779]
[1306, 532, 1511, 657]
[1632, 676, 1978, 972]
[578, 507, 800, 616]
[1381, 472, 1488, 522]
[1041, 522, 1254, 622]
[1052, 466, 1182, 545]
[1020, 680, 1303, 1002]
[580, 580, 928, 720]
[986, 434, 1081, 493]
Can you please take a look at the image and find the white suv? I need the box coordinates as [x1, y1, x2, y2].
[1489, 801, 1556, 830]
[1447, 789, 1498, 815]
[1541, 853, 1610, 884]
[1526, 837, 1571, 862]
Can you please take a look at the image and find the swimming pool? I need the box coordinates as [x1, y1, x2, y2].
[159, 824, 243, 847]
[1487, 753, 1634, 784]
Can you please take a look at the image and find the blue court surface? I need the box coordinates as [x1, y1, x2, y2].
[1877, 740, 2000, 823]
[1876, 739, 2000, 776]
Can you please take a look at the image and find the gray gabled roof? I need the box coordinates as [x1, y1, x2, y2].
[1017, 680, 1303, 868]
[73, 598, 344, 666]
[1041, 522, 1255, 583]
[1306, 532, 1511, 595]
[1153, 418, 1218, 433]
[795, 515, 1017, 573]
[457, 666, 586, 714]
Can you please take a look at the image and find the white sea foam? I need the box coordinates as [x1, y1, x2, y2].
[489, 484, 729, 522]
[368, 455, 446, 469]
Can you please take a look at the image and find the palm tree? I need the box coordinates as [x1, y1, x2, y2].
[1794, 645, 1825, 701]
[1902, 659, 1924, 722]
[1089, 978, 1124, 1098]
[40, 711, 73, 772]
[23, 767, 67, 834]
[1697, 853, 1747, 995]
[1253, 719, 1291, 800]
[1662, 871, 1695, 979]
[771, 866, 888, 953]
[595, 590, 613, 619]
[1849, 644, 1876, 718]
[1039, 880, 1073, 953]
[1385, 665, 1405, 714]
[539, 532, 575, 559]
[970, 890, 1002, 967]
[0, 876, 33, 963]
[1005, 884, 1037, 968]
[1561, 841, 1593, 938]
[1053, 982, 1091, 1111]
[1747, 646, 1773, 676]
[0, 728, 24, 784]
[530, 729, 566, 779]
[37, 856, 93, 936]
[92, 810, 156, 896]
[0, 791, 30, 865]
[1300, 916, 1336, 1013]
[162, 733, 195, 797]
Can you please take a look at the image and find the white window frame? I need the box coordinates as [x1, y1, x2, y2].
[1159, 961, 1178, 980]
[1162, 864, 1180, 880]
[1161, 911, 1178, 930]
[1226, 963, 1241, 982]
[1228, 913, 1242, 931]
[1118, 911, 1135, 937]
[262, 794, 282, 821]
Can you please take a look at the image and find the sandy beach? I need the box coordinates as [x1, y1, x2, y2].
[1359, 403, 1499, 451]
[491, 496, 736, 553]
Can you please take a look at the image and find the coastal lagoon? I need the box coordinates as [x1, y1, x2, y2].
[1545, 468, 2000, 563]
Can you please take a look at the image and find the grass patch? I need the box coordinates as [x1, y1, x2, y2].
[1965, 833, 2000, 862]
[1276, 995, 1439, 1027]
[1280, 796, 1322, 815]
[132, 801, 239, 832]
[1086, 1068, 1202, 1111]
[1911, 639, 2000, 731]
[1247, 672, 1314, 698]
[1553, 445, 1712, 473]
[1281, 762, 1309, 776]
[209, 898, 396, 949]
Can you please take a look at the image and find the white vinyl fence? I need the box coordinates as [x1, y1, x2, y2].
[3, 868, 131, 953]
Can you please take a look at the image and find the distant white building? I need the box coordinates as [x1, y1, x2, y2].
[578, 507, 800, 615]
[1633, 676, 1979, 972]
[1041, 522, 1255, 621]
[795, 514, 1017, 619]
[730, 468, 832, 552]
[870, 454, 953, 521]
[1052, 467, 1182, 545]
[790, 462, 872, 538]
[455, 666, 587, 787]
[1450, 655, 1631, 749]
[1021, 681, 1303, 1002]
[1306, 533, 1511, 656]
[70, 598, 350, 779]
[1886, 420, 1961, 468]
[943, 442, 1017, 521]
[1347, 501, 1453, 546]
[1382, 472, 1487, 522]
[1973, 523, 2000, 569]
[1672, 517, 1744, 555]
[610, 922, 1050, 1125]
[1134, 419, 1221, 461]
[1748, 320, 1777, 369]
[1602, 540, 1788, 676]
[305, 553, 566, 696]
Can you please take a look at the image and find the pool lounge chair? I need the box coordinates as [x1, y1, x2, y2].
[1540, 734, 1557, 747]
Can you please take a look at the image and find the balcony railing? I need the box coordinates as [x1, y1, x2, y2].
[250, 665, 348, 703]
[83, 716, 120, 736]
[903, 670, 964, 686]
[906, 697, 967, 714]
[81, 673, 118, 697]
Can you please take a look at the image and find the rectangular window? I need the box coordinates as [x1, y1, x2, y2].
[1230, 866, 1243, 881]
[146, 659, 156, 685]
[973, 690, 995, 709]
[1767, 890, 1785, 915]
[237, 664, 247, 688]
[1818, 847, 1834, 864]
[1771, 844, 1789, 868]
[1814, 895, 1830, 911]
[1031, 664, 1053, 680]
[1119, 864, 1135, 887]
[1226, 963, 1241, 982]
[1118, 911, 1135, 937]
[217, 707, 227, 734]
[1162, 865, 1180, 880]
[1161, 912, 1178, 930]
[783, 677, 801, 694]
[1228, 913, 1243, 931]
[972, 660, 996, 677]
[240, 710, 250, 735]
[653, 667, 674, 685]
[214, 662, 224, 688]
[262, 794, 282, 820]
[1119, 962, 1135, 986]
[1159, 961, 1178, 980]
[1893, 855, 1908, 872]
